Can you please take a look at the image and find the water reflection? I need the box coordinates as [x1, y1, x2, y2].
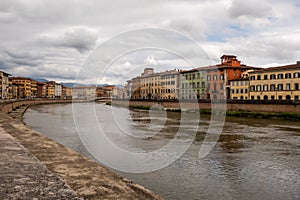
[24, 103, 300, 200]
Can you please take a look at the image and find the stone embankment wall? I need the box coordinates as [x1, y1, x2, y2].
[112, 99, 300, 113]
[0, 99, 73, 114]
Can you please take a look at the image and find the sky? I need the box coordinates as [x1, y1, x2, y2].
[0, 0, 300, 85]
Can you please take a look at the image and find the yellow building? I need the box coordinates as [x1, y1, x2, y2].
[10, 77, 35, 98]
[127, 68, 161, 100]
[140, 72, 160, 100]
[127, 68, 180, 100]
[249, 62, 300, 100]
[46, 82, 55, 98]
[230, 78, 249, 100]
[160, 70, 179, 100]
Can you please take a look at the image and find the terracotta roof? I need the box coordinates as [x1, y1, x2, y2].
[250, 62, 300, 73]
[230, 77, 249, 81]
[10, 77, 33, 81]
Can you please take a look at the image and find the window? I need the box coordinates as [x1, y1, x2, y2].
[213, 75, 217, 80]
[231, 81, 235, 86]
[263, 84, 268, 91]
[286, 95, 291, 100]
[285, 73, 291, 79]
[257, 96, 261, 100]
[241, 89, 244, 94]
[207, 75, 211, 80]
[232, 89, 235, 94]
[250, 85, 255, 92]
[241, 81, 244, 86]
[256, 85, 261, 91]
[192, 74, 195, 79]
[236, 81, 239, 86]
[295, 96, 299, 100]
[294, 72, 299, 78]
[278, 95, 282, 100]
[270, 84, 275, 91]
[277, 84, 283, 91]
[220, 74, 224, 80]
[251, 96, 254, 100]
[236, 89, 239, 94]
[250, 76, 255, 80]
[220, 83, 224, 90]
[264, 95, 268, 100]
[207, 83, 210, 90]
[277, 74, 283, 79]
[197, 82, 200, 88]
[245, 89, 248, 93]
[271, 96, 275, 100]
[286, 83, 290, 90]
[213, 83, 217, 91]
[257, 75, 261, 80]
[295, 83, 299, 90]
[270, 74, 276, 79]
[264, 74, 268, 80]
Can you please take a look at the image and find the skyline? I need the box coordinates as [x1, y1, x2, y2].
[0, 0, 300, 85]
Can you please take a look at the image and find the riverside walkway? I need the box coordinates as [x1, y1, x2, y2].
[0, 127, 81, 199]
[0, 100, 162, 200]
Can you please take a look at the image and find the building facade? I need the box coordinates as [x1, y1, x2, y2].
[179, 69, 206, 100]
[160, 70, 179, 100]
[201, 55, 258, 100]
[10, 77, 37, 98]
[0, 71, 11, 99]
[249, 62, 300, 100]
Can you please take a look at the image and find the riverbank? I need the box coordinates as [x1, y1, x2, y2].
[109, 100, 300, 121]
[0, 100, 162, 199]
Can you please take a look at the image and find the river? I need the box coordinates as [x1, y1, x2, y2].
[23, 103, 300, 200]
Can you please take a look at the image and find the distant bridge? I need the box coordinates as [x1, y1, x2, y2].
[94, 97, 112, 102]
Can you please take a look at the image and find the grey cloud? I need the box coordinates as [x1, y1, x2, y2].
[39, 27, 98, 53]
[229, 0, 271, 18]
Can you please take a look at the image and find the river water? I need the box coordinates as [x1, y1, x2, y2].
[23, 103, 300, 200]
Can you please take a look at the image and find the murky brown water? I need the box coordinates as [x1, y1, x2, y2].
[23, 103, 300, 200]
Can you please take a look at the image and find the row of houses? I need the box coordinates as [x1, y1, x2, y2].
[126, 55, 300, 101]
[0, 74, 73, 99]
[0, 71, 118, 101]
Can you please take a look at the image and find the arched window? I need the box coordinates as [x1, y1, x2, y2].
[270, 74, 276, 79]
[264, 95, 268, 100]
[277, 74, 283, 79]
[285, 73, 291, 79]
[286, 95, 291, 100]
[294, 72, 299, 78]
[256, 85, 261, 91]
[263, 84, 268, 91]
[250, 85, 255, 92]
[277, 84, 283, 91]
[270, 84, 276, 91]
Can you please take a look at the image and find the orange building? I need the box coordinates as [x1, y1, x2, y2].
[199, 55, 258, 100]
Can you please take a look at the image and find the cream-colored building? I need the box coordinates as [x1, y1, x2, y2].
[73, 86, 96, 100]
[249, 62, 300, 100]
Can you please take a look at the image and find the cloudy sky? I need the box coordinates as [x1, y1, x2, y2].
[0, 0, 300, 84]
